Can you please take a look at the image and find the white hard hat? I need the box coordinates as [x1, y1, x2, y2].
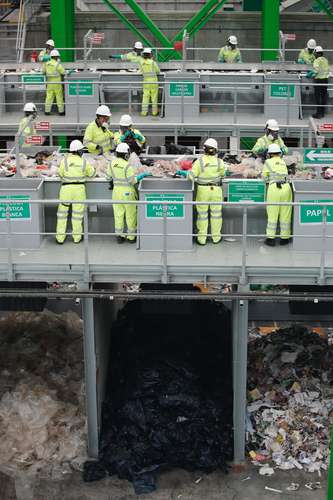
[46, 39, 55, 47]
[96, 105, 112, 117]
[266, 119, 279, 131]
[228, 35, 238, 45]
[116, 143, 130, 153]
[204, 138, 218, 150]
[268, 144, 281, 154]
[119, 114, 132, 127]
[70, 140, 84, 152]
[142, 47, 152, 54]
[315, 45, 323, 53]
[23, 102, 37, 112]
[50, 49, 59, 57]
[134, 41, 143, 50]
[307, 39, 316, 49]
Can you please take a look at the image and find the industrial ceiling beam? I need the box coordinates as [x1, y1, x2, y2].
[261, 0, 280, 61]
[50, 0, 75, 62]
[315, 0, 333, 22]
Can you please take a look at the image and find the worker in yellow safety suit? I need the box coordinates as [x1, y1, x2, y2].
[177, 138, 225, 245]
[110, 41, 144, 63]
[307, 45, 330, 119]
[38, 39, 55, 62]
[297, 38, 316, 64]
[18, 102, 37, 149]
[139, 47, 160, 116]
[107, 142, 151, 243]
[43, 49, 66, 115]
[218, 35, 242, 63]
[262, 143, 292, 247]
[56, 140, 95, 244]
[252, 119, 288, 159]
[114, 114, 146, 155]
[83, 105, 114, 156]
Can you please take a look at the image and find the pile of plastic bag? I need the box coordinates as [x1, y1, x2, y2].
[247, 325, 333, 475]
[84, 300, 233, 494]
[0, 310, 86, 478]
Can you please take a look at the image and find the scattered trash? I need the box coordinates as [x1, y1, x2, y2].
[259, 465, 275, 476]
[286, 482, 300, 491]
[305, 482, 322, 490]
[194, 477, 202, 484]
[242, 476, 251, 481]
[265, 486, 282, 493]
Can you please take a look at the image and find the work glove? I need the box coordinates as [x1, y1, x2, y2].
[120, 130, 131, 141]
[306, 70, 315, 78]
[108, 180, 114, 190]
[133, 133, 143, 141]
[297, 59, 305, 64]
[280, 147, 287, 155]
[225, 169, 231, 177]
[136, 172, 152, 182]
[109, 54, 122, 59]
[42, 55, 51, 62]
[176, 170, 188, 177]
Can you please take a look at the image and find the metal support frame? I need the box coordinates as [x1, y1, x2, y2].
[50, 0, 75, 62]
[261, 0, 279, 61]
[82, 298, 99, 457]
[232, 285, 249, 463]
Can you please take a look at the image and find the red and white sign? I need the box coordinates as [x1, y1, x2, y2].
[25, 135, 43, 145]
[285, 33, 296, 41]
[319, 123, 333, 132]
[36, 121, 50, 131]
[90, 32, 105, 45]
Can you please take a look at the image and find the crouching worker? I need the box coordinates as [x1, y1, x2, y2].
[107, 143, 151, 244]
[56, 140, 96, 244]
[263, 144, 292, 247]
[177, 138, 225, 245]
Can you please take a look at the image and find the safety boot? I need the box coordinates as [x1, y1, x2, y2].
[117, 236, 126, 244]
[264, 238, 275, 247]
[280, 238, 290, 246]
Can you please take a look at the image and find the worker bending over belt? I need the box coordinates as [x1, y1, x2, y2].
[262, 144, 292, 247]
[252, 119, 288, 159]
[56, 140, 96, 244]
[307, 45, 330, 119]
[177, 138, 225, 246]
[297, 38, 316, 64]
[38, 39, 55, 63]
[83, 105, 114, 156]
[43, 49, 66, 115]
[18, 102, 37, 149]
[110, 41, 143, 63]
[139, 48, 160, 117]
[218, 35, 242, 63]
[114, 114, 146, 155]
[107, 143, 151, 244]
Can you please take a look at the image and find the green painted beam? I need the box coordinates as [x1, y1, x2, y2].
[123, 0, 181, 61]
[184, 0, 229, 39]
[50, 0, 75, 62]
[316, 0, 333, 22]
[57, 136, 68, 152]
[261, 0, 279, 61]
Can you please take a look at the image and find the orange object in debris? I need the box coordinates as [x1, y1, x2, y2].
[30, 50, 38, 63]
[179, 159, 192, 170]
[174, 41, 183, 51]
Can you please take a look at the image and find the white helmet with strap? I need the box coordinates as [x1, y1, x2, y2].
[70, 140, 84, 152]
[119, 114, 132, 127]
[116, 143, 130, 153]
[266, 119, 279, 131]
[23, 102, 37, 112]
[96, 105, 112, 117]
[204, 138, 218, 150]
[268, 144, 281, 154]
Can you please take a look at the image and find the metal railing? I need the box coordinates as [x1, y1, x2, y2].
[16, 0, 45, 63]
[0, 197, 332, 285]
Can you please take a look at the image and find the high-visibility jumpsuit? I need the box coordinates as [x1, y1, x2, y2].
[107, 157, 138, 241]
[252, 135, 288, 157]
[43, 59, 65, 113]
[297, 48, 315, 65]
[83, 120, 114, 156]
[218, 46, 242, 63]
[114, 127, 145, 155]
[139, 58, 160, 116]
[262, 156, 292, 241]
[56, 154, 95, 243]
[189, 155, 225, 245]
[18, 116, 36, 149]
[38, 49, 51, 63]
[313, 56, 330, 117]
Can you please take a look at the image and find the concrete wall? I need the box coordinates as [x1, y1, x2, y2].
[25, 12, 333, 63]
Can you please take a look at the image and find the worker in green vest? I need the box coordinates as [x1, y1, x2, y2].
[110, 41, 144, 63]
[139, 48, 160, 116]
[262, 143, 292, 247]
[18, 102, 37, 149]
[38, 39, 55, 63]
[307, 45, 330, 119]
[43, 49, 66, 115]
[107, 142, 151, 244]
[56, 140, 96, 244]
[177, 138, 225, 245]
[114, 114, 146, 155]
[297, 39, 316, 64]
[83, 105, 114, 155]
[218, 36, 242, 63]
[252, 120, 288, 159]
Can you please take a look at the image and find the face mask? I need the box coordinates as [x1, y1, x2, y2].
[124, 153, 130, 161]
[267, 133, 274, 141]
[101, 122, 109, 129]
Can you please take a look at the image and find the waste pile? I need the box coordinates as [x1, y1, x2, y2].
[247, 325, 333, 475]
[84, 300, 233, 494]
[0, 310, 86, 478]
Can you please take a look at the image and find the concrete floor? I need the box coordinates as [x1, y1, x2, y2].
[0, 466, 327, 500]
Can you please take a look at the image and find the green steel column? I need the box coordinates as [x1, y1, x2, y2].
[329, 421, 333, 500]
[50, 0, 75, 62]
[57, 136, 68, 152]
[261, 0, 279, 61]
